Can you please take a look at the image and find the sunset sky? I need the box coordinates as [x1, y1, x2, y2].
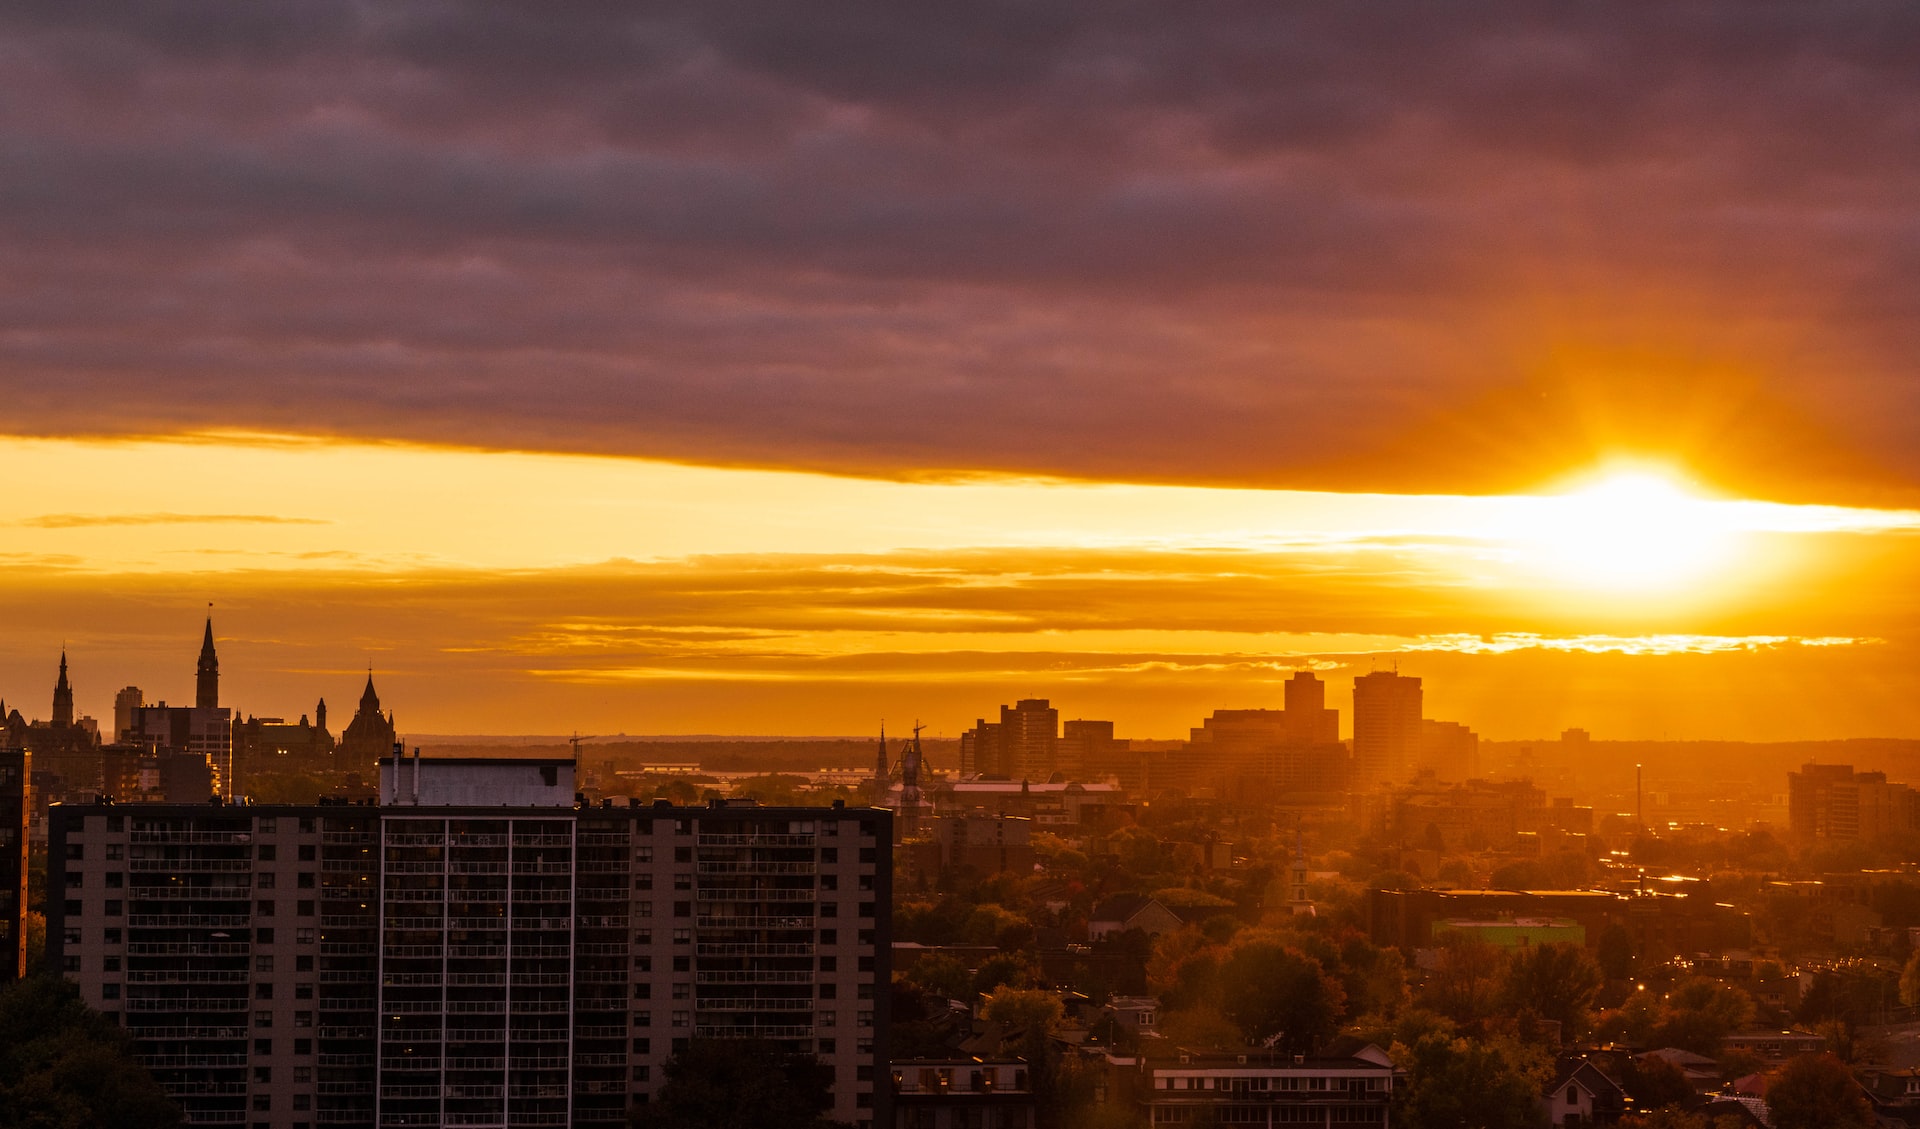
[5, 4, 1920, 740]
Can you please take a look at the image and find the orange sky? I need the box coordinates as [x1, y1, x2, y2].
[3, 434, 1916, 741]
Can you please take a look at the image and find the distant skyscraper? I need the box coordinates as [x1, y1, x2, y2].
[113, 686, 144, 742]
[1001, 699, 1059, 781]
[1281, 671, 1340, 745]
[1353, 671, 1422, 787]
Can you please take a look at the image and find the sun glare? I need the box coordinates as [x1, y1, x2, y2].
[1523, 470, 1737, 590]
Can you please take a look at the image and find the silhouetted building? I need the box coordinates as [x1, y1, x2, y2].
[0, 747, 25, 981]
[1061, 718, 1134, 784]
[336, 674, 398, 778]
[124, 619, 234, 797]
[961, 699, 1058, 780]
[232, 706, 335, 784]
[1115, 1045, 1396, 1127]
[113, 686, 143, 742]
[1414, 719, 1479, 781]
[1788, 763, 1919, 842]
[1353, 671, 1422, 786]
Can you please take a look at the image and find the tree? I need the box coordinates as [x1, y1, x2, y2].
[1764, 1053, 1873, 1129]
[1621, 1054, 1696, 1110]
[904, 952, 974, 1002]
[1218, 941, 1343, 1053]
[1503, 942, 1604, 1038]
[1419, 933, 1506, 1029]
[1654, 979, 1754, 1056]
[630, 1038, 841, 1129]
[1392, 1032, 1547, 1129]
[973, 951, 1042, 996]
[1597, 923, 1636, 980]
[0, 974, 182, 1129]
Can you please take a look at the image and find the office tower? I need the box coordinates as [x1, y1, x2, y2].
[1, 747, 25, 980]
[1281, 671, 1340, 745]
[1352, 672, 1422, 787]
[1061, 719, 1132, 784]
[115, 686, 145, 742]
[1415, 720, 1479, 781]
[49, 757, 891, 1129]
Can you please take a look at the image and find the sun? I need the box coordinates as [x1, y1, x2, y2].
[1521, 469, 1738, 590]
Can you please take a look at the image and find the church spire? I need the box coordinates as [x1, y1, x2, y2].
[196, 613, 219, 712]
[52, 649, 74, 728]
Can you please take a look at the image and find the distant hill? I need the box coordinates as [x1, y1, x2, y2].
[413, 736, 963, 774]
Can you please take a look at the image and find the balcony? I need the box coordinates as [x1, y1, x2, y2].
[695, 1024, 812, 1039]
[696, 833, 814, 847]
[696, 970, 814, 985]
[698, 860, 816, 876]
[693, 997, 814, 1012]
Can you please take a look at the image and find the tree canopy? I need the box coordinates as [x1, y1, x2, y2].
[0, 974, 182, 1129]
[1765, 1054, 1873, 1129]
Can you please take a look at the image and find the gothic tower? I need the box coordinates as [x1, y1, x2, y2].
[52, 651, 74, 728]
[196, 617, 219, 712]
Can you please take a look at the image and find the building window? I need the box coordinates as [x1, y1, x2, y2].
[674, 874, 691, 890]
[296, 984, 313, 1000]
[636, 929, 652, 944]
[105, 844, 123, 861]
[672, 983, 689, 1000]
[295, 928, 315, 944]
[635, 956, 652, 972]
[820, 904, 837, 918]
[257, 928, 275, 943]
[258, 845, 277, 862]
[254, 1067, 272, 1084]
[298, 845, 315, 861]
[64, 873, 81, 889]
[633, 1038, 651, 1054]
[256, 955, 274, 973]
[633, 1012, 651, 1027]
[673, 902, 690, 918]
[858, 1011, 873, 1029]
[635, 846, 653, 862]
[635, 984, 651, 999]
[819, 956, 836, 972]
[818, 1012, 836, 1027]
[257, 873, 276, 890]
[294, 1012, 313, 1028]
[65, 843, 83, 860]
[255, 1011, 273, 1028]
[821, 848, 838, 864]
[103, 955, 120, 972]
[671, 956, 688, 973]
[633, 1065, 651, 1082]
[819, 929, 836, 945]
[671, 929, 690, 943]
[104, 900, 122, 916]
[102, 984, 120, 1000]
[671, 1012, 689, 1028]
[637, 901, 653, 917]
[293, 1095, 311, 1111]
[62, 900, 80, 917]
[255, 1040, 272, 1055]
[252, 1094, 270, 1111]
[256, 900, 275, 916]
[820, 875, 837, 891]
[635, 875, 653, 890]
[256, 984, 274, 1000]
[818, 1039, 835, 1055]
[297, 872, 315, 888]
[299, 817, 315, 834]
[107, 816, 123, 832]
[296, 901, 315, 916]
[104, 928, 120, 944]
[295, 955, 313, 972]
[820, 983, 839, 1000]
[674, 846, 691, 863]
[293, 1039, 310, 1055]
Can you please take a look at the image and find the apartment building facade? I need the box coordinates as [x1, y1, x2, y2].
[48, 759, 891, 1129]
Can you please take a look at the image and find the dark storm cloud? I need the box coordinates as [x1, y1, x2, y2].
[5, 2, 1920, 498]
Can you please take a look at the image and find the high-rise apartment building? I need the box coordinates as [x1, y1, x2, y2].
[115, 686, 146, 743]
[1788, 763, 1919, 843]
[49, 757, 891, 1129]
[1352, 672, 1422, 788]
[1281, 671, 1340, 745]
[961, 699, 1061, 781]
[1, 746, 26, 980]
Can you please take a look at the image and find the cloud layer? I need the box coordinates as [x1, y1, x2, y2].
[6, 4, 1920, 498]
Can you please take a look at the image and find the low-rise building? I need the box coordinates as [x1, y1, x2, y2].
[892, 1058, 1035, 1129]
[1116, 1043, 1396, 1127]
